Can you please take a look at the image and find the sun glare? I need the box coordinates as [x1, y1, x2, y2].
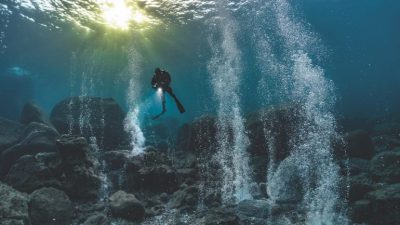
[96, 0, 153, 30]
[133, 11, 145, 24]
[99, 0, 133, 30]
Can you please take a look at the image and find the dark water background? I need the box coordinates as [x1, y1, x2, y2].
[0, 0, 399, 124]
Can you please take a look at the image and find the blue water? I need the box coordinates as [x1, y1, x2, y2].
[302, 0, 400, 118]
[1, 0, 399, 122]
[0, 1, 399, 223]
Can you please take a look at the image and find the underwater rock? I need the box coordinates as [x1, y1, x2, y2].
[248, 182, 264, 199]
[109, 190, 145, 221]
[56, 135, 101, 200]
[102, 150, 131, 190]
[73, 202, 107, 224]
[0, 182, 30, 225]
[249, 155, 268, 185]
[258, 183, 268, 199]
[348, 173, 375, 202]
[169, 185, 199, 211]
[246, 105, 298, 158]
[4, 135, 101, 200]
[140, 193, 168, 217]
[343, 130, 374, 159]
[201, 207, 239, 225]
[29, 187, 73, 225]
[203, 191, 223, 208]
[144, 118, 181, 151]
[245, 105, 300, 183]
[0, 219, 26, 225]
[268, 157, 303, 204]
[20, 102, 51, 126]
[0, 122, 59, 177]
[50, 96, 127, 150]
[0, 117, 24, 153]
[175, 105, 300, 184]
[372, 135, 400, 152]
[82, 213, 109, 225]
[34, 152, 63, 173]
[103, 150, 130, 170]
[373, 122, 400, 137]
[236, 199, 269, 219]
[126, 151, 179, 194]
[369, 149, 400, 183]
[176, 168, 198, 185]
[351, 199, 372, 224]
[176, 115, 218, 153]
[56, 135, 91, 165]
[340, 158, 370, 176]
[354, 183, 400, 225]
[5, 155, 61, 193]
[137, 164, 178, 193]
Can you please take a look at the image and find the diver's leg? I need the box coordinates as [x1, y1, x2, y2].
[152, 91, 167, 120]
[162, 91, 166, 113]
[166, 87, 185, 113]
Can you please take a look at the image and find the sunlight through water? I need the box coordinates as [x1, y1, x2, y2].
[99, 0, 134, 29]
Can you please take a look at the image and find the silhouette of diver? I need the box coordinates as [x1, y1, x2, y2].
[151, 68, 185, 120]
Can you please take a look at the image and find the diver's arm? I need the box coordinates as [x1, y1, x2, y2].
[165, 72, 171, 84]
[151, 75, 158, 89]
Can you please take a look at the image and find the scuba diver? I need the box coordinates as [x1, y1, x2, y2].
[151, 68, 185, 120]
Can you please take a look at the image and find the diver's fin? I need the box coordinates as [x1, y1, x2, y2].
[152, 110, 166, 120]
[172, 97, 185, 113]
[177, 102, 185, 113]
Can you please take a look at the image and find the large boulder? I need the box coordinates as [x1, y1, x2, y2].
[175, 105, 300, 184]
[5, 155, 61, 193]
[20, 102, 51, 126]
[176, 115, 218, 154]
[136, 164, 178, 193]
[56, 135, 101, 200]
[0, 182, 29, 225]
[126, 151, 179, 194]
[109, 190, 145, 221]
[342, 130, 374, 159]
[268, 157, 303, 204]
[5, 135, 101, 199]
[29, 187, 74, 225]
[369, 149, 400, 183]
[50, 96, 127, 150]
[245, 105, 300, 183]
[62, 164, 101, 200]
[102, 150, 131, 190]
[103, 150, 131, 171]
[0, 122, 59, 177]
[56, 135, 92, 165]
[0, 118, 24, 153]
[245, 105, 299, 158]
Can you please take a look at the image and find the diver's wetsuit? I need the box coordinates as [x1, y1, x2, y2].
[151, 69, 185, 119]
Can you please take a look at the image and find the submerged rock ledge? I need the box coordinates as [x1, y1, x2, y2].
[0, 99, 399, 225]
